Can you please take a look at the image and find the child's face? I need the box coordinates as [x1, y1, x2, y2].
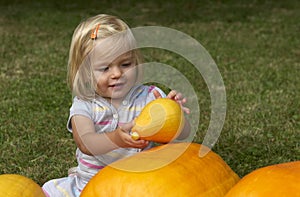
[93, 52, 137, 102]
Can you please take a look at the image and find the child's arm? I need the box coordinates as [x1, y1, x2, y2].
[71, 115, 148, 156]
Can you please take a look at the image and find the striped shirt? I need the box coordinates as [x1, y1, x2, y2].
[67, 84, 166, 190]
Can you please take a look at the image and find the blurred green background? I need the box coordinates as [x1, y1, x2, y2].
[0, 0, 299, 185]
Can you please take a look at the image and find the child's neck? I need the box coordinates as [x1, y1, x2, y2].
[105, 97, 123, 109]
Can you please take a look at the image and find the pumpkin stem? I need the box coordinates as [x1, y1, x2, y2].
[131, 132, 140, 140]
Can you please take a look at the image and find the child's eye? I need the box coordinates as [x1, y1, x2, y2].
[96, 67, 109, 72]
[121, 62, 132, 67]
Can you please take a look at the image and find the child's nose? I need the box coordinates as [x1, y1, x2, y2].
[111, 66, 122, 78]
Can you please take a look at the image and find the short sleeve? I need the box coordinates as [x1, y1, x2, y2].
[142, 85, 167, 105]
[66, 97, 93, 132]
[153, 86, 166, 98]
[149, 85, 167, 98]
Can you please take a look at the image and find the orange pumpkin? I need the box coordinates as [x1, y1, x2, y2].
[131, 98, 184, 143]
[0, 174, 45, 197]
[81, 143, 240, 197]
[225, 161, 300, 197]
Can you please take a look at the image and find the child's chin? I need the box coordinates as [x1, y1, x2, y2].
[110, 89, 130, 98]
[110, 93, 127, 100]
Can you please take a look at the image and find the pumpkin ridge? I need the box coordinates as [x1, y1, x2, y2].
[81, 143, 240, 197]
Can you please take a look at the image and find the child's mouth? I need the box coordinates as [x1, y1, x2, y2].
[109, 83, 125, 89]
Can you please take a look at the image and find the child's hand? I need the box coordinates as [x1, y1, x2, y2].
[153, 89, 190, 114]
[113, 121, 149, 149]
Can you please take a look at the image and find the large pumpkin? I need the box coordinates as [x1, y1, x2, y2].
[225, 161, 300, 197]
[0, 174, 45, 197]
[81, 143, 240, 197]
[131, 98, 184, 143]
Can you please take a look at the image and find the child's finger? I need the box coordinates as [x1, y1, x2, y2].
[174, 93, 183, 101]
[167, 90, 177, 99]
[183, 107, 190, 114]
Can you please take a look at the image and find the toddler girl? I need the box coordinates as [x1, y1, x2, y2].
[42, 14, 190, 197]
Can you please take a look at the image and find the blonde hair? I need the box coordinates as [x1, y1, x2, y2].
[67, 14, 142, 100]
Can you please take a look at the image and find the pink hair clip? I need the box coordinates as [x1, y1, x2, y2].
[90, 24, 100, 40]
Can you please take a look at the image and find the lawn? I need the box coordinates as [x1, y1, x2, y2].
[0, 0, 299, 186]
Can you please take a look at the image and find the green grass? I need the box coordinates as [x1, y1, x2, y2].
[1, 0, 299, 185]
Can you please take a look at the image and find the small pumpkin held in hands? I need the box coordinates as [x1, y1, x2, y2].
[81, 143, 240, 197]
[0, 174, 45, 197]
[131, 98, 185, 143]
[225, 161, 300, 197]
